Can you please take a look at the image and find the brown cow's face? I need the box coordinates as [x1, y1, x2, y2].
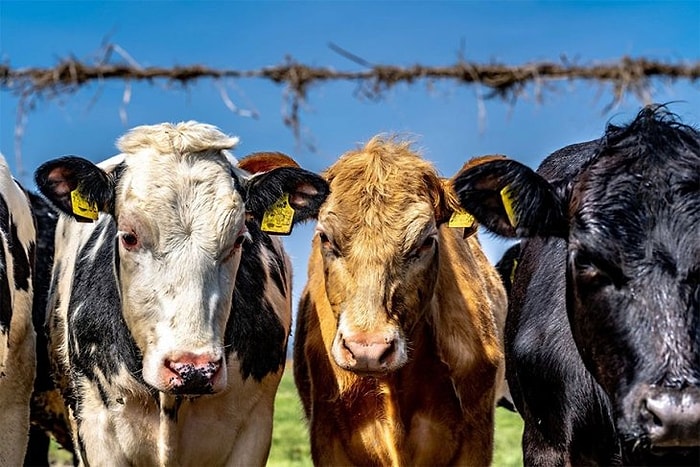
[314, 138, 447, 376]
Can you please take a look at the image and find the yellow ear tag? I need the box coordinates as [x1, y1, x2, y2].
[261, 193, 295, 235]
[448, 209, 475, 229]
[448, 209, 478, 238]
[500, 185, 518, 228]
[70, 189, 98, 221]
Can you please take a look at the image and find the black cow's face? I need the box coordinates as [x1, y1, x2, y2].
[453, 106, 700, 461]
[567, 147, 700, 459]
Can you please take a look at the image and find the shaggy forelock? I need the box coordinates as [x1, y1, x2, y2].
[117, 121, 240, 156]
[322, 136, 443, 258]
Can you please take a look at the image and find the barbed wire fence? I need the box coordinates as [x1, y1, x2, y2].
[2, 42, 699, 174]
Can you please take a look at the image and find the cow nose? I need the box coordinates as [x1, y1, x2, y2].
[641, 387, 700, 448]
[340, 333, 398, 374]
[164, 353, 223, 395]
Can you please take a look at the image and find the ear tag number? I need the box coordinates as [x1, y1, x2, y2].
[448, 209, 478, 238]
[261, 193, 295, 235]
[70, 189, 98, 221]
[500, 185, 517, 228]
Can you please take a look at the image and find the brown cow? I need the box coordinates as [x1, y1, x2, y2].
[293, 136, 507, 466]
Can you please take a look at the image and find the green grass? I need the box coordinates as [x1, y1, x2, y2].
[268, 367, 312, 467]
[49, 367, 524, 466]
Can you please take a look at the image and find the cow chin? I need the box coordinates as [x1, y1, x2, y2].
[142, 351, 228, 396]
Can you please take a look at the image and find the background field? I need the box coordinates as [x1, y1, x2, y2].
[49, 365, 524, 466]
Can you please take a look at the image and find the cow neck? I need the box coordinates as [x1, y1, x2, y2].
[157, 392, 184, 466]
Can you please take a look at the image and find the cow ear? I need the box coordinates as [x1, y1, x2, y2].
[245, 167, 329, 234]
[451, 156, 567, 238]
[434, 177, 479, 237]
[35, 156, 115, 222]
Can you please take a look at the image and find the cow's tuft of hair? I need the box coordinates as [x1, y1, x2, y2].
[116, 121, 240, 156]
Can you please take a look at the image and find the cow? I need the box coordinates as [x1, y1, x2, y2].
[293, 136, 507, 465]
[453, 105, 700, 466]
[25, 192, 73, 466]
[0, 154, 36, 466]
[34, 121, 328, 466]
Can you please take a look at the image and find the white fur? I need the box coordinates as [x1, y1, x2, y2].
[0, 154, 36, 466]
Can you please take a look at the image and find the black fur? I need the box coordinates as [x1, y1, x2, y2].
[456, 105, 700, 465]
[227, 221, 288, 381]
[34, 156, 115, 219]
[244, 167, 330, 224]
[68, 220, 143, 391]
[24, 193, 64, 467]
[0, 193, 11, 331]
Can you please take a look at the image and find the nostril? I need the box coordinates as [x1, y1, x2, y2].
[640, 389, 700, 448]
[641, 398, 664, 428]
[378, 340, 396, 364]
[165, 355, 222, 385]
[341, 337, 355, 359]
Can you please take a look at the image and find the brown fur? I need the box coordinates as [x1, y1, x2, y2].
[294, 136, 507, 466]
[238, 152, 300, 173]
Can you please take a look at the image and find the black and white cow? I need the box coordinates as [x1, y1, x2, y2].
[35, 122, 328, 465]
[453, 106, 700, 465]
[0, 154, 36, 465]
[25, 192, 71, 466]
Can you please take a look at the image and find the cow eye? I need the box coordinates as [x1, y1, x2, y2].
[234, 234, 246, 248]
[572, 250, 625, 287]
[418, 236, 436, 254]
[222, 233, 248, 263]
[318, 231, 340, 256]
[410, 235, 436, 260]
[120, 231, 139, 250]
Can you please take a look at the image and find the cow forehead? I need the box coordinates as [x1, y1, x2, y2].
[117, 153, 243, 242]
[321, 137, 441, 253]
[570, 147, 699, 273]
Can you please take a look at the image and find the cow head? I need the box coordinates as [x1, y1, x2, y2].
[452, 107, 700, 459]
[36, 122, 328, 396]
[311, 136, 468, 376]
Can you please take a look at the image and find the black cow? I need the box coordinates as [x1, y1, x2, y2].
[453, 106, 700, 465]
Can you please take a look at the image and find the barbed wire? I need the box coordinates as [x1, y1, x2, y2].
[4, 52, 698, 103]
[1, 43, 699, 174]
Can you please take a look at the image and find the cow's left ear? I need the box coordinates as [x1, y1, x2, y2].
[433, 177, 479, 237]
[451, 155, 567, 238]
[35, 156, 115, 222]
[244, 166, 329, 234]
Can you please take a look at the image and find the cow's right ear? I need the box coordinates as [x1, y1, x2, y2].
[451, 156, 567, 238]
[35, 156, 115, 222]
[244, 167, 330, 234]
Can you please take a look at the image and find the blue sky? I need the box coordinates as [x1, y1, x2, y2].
[2, 0, 699, 314]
